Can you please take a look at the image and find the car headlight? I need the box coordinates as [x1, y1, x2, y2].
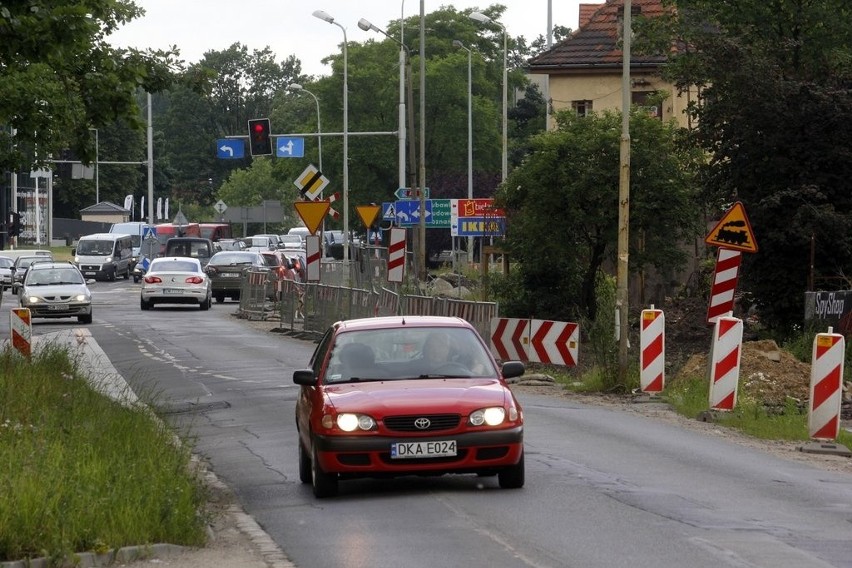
[74, 294, 89, 302]
[335, 413, 377, 432]
[105, 256, 113, 263]
[25, 296, 42, 304]
[469, 407, 506, 427]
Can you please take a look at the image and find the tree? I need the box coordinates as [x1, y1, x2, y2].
[494, 109, 703, 322]
[649, 0, 852, 334]
[0, 1, 179, 172]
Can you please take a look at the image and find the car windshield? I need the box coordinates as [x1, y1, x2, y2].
[323, 326, 497, 383]
[28, 268, 84, 286]
[17, 257, 45, 268]
[76, 240, 113, 255]
[152, 260, 199, 273]
[210, 252, 256, 265]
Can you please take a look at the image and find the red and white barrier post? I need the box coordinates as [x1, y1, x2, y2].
[807, 330, 845, 442]
[708, 316, 743, 411]
[10, 307, 32, 359]
[387, 228, 406, 283]
[640, 307, 665, 394]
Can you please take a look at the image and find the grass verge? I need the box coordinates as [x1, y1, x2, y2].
[0, 343, 207, 563]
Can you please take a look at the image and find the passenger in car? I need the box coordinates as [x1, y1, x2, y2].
[419, 332, 453, 367]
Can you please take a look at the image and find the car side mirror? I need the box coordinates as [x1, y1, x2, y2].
[501, 361, 525, 380]
[71, 248, 76, 256]
[293, 369, 317, 385]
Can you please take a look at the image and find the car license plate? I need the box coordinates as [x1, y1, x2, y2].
[163, 288, 183, 294]
[391, 440, 457, 459]
[222, 272, 239, 278]
[47, 303, 69, 311]
[84, 272, 96, 276]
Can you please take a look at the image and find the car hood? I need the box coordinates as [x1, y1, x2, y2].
[323, 378, 510, 415]
[22, 283, 88, 297]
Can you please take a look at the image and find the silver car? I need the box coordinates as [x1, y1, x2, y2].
[11, 254, 55, 294]
[0, 255, 13, 291]
[18, 261, 93, 323]
[140, 257, 212, 311]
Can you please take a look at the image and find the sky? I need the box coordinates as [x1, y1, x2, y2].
[107, 0, 584, 78]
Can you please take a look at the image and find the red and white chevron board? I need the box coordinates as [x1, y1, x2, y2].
[490, 318, 529, 361]
[640, 308, 665, 393]
[808, 332, 845, 440]
[708, 316, 743, 411]
[387, 227, 406, 283]
[529, 320, 578, 366]
[305, 235, 321, 281]
[707, 248, 742, 324]
[10, 307, 32, 358]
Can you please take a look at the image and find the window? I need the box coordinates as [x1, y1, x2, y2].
[632, 91, 662, 120]
[572, 100, 593, 117]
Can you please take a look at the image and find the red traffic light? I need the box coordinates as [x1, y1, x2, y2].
[247, 118, 272, 156]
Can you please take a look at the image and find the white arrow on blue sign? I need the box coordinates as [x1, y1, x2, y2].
[217, 139, 245, 159]
[276, 137, 305, 158]
[383, 200, 432, 225]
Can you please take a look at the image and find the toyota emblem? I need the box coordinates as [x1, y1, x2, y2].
[414, 417, 431, 430]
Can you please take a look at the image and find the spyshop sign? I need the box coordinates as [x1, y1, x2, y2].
[804, 291, 852, 334]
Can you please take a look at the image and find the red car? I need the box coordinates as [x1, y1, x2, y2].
[294, 315, 526, 498]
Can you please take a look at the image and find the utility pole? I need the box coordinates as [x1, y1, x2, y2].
[617, 0, 632, 384]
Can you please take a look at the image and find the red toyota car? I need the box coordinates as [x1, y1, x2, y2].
[293, 315, 526, 498]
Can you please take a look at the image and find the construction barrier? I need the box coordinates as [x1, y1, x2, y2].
[10, 307, 32, 358]
[640, 308, 665, 393]
[707, 248, 742, 324]
[708, 316, 743, 411]
[387, 228, 405, 283]
[808, 330, 845, 440]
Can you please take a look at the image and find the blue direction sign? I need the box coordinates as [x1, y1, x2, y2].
[276, 137, 305, 158]
[382, 200, 451, 228]
[216, 139, 245, 159]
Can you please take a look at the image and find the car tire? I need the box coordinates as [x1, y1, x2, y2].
[311, 444, 338, 498]
[78, 313, 93, 324]
[214, 294, 225, 303]
[108, 269, 116, 282]
[123, 268, 129, 280]
[140, 298, 152, 311]
[298, 441, 311, 484]
[133, 275, 140, 283]
[498, 452, 525, 489]
[200, 296, 210, 311]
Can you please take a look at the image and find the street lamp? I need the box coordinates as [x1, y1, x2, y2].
[286, 84, 322, 172]
[453, 40, 474, 258]
[470, 11, 507, 181]
[312, 10, 350, 272]
[358, 18, 414, 188]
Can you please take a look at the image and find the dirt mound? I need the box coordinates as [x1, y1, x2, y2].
[675, 339, 812, 406]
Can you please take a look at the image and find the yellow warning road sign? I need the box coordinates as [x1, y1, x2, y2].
[704, 201, 758, 253]
[294, 200, 331, 235]
[355, 205, 381, 229]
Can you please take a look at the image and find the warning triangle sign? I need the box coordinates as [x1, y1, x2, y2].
[294, 200, 331, 235]
[704, 201, 758, 253]
[355, 204, 381, 229]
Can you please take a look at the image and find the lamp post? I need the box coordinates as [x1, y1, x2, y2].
[312, 10, 350, 273]
[357, 17, 411, 190]
[453, 40, 474, 258]
[470, 11, 507, 181]
[286, 84, 322, 172]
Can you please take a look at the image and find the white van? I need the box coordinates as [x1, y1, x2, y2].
[73, 233, 133, 281]
[109, 221, 156, 266]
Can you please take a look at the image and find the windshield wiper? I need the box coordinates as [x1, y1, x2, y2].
[416, 374, 468, 379]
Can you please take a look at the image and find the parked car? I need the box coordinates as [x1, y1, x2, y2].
[140, 257, 212, 311]
[17, 261, 92, 324]
[11, 254, 55, 294]
[0, 256, 13, 291]
[293, 315, 526, 498]
[204, 250, 270, 303]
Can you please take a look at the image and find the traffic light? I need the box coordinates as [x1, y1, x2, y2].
[8, 212, 21, 237]
[248, 118, 272, 156]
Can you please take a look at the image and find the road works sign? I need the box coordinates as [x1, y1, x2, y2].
[705, 201, 758, 253]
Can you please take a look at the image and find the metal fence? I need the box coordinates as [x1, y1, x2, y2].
[236, 245, 497, 341]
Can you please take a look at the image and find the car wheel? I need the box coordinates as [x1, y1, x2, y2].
[123, 269, 129, 280]
[498, 452, 525, 489]
[133, 275, 140, 283]
[140, 298, 151, 311]
[311, 444, 338, 498]
[298, 441, 311, 484]
[214, 294, 225, 303]
[200, 296, 210, 311]
[78, 313, 93, 324]
[108, 269, 116, 282]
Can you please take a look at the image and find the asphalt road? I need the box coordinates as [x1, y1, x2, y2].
[2, 277, 852, 568]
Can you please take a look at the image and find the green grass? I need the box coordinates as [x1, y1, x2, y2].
[0, 343, 207, 563]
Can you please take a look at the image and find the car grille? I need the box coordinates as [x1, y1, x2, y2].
[41, 295, 75, 301]
[80, 264, 101, 271]
[383, 414, 461, 433]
